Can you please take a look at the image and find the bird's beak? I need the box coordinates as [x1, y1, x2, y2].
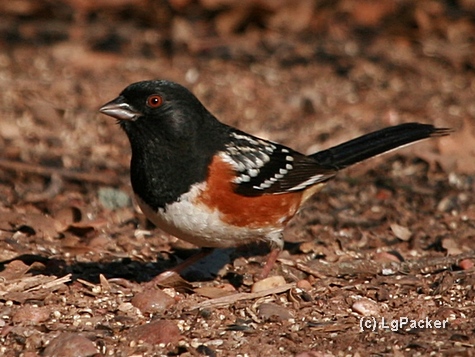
[99, 96, 142, 121]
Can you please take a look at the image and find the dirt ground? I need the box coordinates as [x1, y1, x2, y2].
[0, 1, 474, 356]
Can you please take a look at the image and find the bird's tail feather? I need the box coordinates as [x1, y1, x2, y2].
[311, 123, 451, 170]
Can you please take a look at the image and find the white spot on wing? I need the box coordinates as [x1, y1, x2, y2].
[220, 136, 283, 185]
[288, 174, 325, 191]
[231, 132, 259, 145]
[259, 153, 270, 162]
[248, 168, 259, 177]
[255, 181, 272, 189]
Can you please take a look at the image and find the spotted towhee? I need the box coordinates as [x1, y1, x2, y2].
[100, 80, 450, 279]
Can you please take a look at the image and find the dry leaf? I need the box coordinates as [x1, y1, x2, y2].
[0, 260, 30, 280]
[194, 286, 236, 299]
[390, 223, 412, 241]
[442, 238, 463, 256]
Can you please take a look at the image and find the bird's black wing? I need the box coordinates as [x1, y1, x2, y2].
[220, 130, 336, 196]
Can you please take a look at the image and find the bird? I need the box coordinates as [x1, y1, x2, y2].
[99, 79, 450, 281]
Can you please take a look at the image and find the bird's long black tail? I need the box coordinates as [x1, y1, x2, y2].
[311, 123, 451, 170]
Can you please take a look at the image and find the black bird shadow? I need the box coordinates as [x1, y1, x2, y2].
[0, 242, 299, 286]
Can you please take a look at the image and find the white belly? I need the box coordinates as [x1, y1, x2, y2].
[135, 184, 282, 248]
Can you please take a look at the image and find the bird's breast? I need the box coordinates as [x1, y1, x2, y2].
[133, 156, 321, 248]
[135, 187, 281, 248]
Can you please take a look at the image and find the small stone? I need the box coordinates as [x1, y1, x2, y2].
[390, 223, 412, 241]
[458, 259, 474, 270]
[381, 268, 396, 276]
[351, 298, 380, 316]
[12, 305, 50, 325]
[442, 238, 463, 255]
[251, 275, 286, 293]
[258, 302, 293, 321]
[98, 187, 131, 210]
[296, 279, 312, 290]
[128, 319, 181, 345]
[43, 333, 98, 357]
[118, 302, 137, 313]
[437, 196, 457, 212]
[131, 289, 175, 314]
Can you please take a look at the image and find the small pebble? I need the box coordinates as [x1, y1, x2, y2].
[12, 305, 50, 325]
[251, 275, 286, 293]
[442, 238, 463, 255]
[98, 187, 131, 210]
[351, 298, 380, 316]
[131, 289, 175, 314]
[296, 279, 312, 290]
[437, 196, 457, 212]
[258, 302, 293, 321]
[128, 319, 181, 345]
[381, 268, 396, 276]
[458, 259, 474, 270]
[390, 223, 412, 241]
[43, 333, 98, 357]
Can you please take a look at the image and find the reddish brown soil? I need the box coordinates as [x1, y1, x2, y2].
[0, 1, 474, 356]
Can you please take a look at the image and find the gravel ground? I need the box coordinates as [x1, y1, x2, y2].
[0, 1, 474, 356]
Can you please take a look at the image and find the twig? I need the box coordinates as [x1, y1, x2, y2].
[25, 274, 72, 292]
[191, 283, 295, 310]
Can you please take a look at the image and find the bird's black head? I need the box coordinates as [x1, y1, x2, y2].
[100, 80, 222, 146]
[99, 80, 229, 209]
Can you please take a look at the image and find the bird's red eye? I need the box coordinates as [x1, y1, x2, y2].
[146, 94, 163, 108]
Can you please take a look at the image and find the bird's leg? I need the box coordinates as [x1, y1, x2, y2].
[258, 231, 284, 279]
[259, 248, 281, 279]
[147, 247, 214, 286]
